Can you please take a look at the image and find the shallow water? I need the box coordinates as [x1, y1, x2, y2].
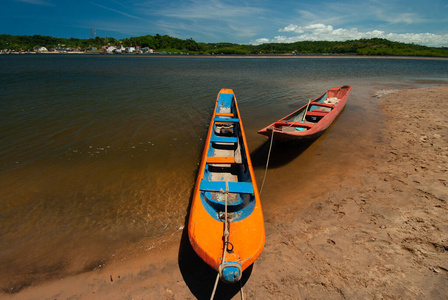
[1, 55, 447, 289]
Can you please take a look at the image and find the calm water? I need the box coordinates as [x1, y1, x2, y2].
[1, 55, 448, 290]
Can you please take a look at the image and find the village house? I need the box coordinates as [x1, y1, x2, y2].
[125, 47, 136, 53]
[142, 47, 154, 53]
[105, 46, 117, 53]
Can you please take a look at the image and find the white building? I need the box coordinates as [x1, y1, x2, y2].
[126, 47, 136, 53]
[105, 46, 117, 53]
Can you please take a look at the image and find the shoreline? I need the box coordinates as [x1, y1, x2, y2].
[1, 52, 448, 60]
[5, 86, 448, 299]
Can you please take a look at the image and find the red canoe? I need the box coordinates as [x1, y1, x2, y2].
[188, 89, 265, 284]
[258, 86, 353, 142]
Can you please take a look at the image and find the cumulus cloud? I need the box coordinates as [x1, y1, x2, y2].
[253, 37, 270, 44]
[252, 23, 448, 47]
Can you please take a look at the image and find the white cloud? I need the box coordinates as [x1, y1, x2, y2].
[94, 3, 142, 20]
[297, 10, 317, 21]
[385, 32, 448, 47]
[253, 38, 270, 44]
[280, 24, 301, 33]
[252, 23, 448, 47]
[296, 1, 428, 27]
[386, 13, 423, 25]
[135, 0, 265, 41]
[16, 0, 53, 6]
[151, 0, 264, 20]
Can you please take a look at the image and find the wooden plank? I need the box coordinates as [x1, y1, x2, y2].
[214, 117, 240, 123]
[216, 112, 234, 117]
[310, 102, 335, 108]
[199, 180, 254, 194]
[199, 180, 226, 192]
[228, 182, 254, 194]
[306, 111, 329, 117]
[210, 135, 238, 143]
[215, 122, 235, 126]
[274, 121, 314, 128]
[206, 156, 236, 164]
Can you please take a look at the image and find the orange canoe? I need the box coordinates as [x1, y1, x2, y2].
[258, 85, 353, 142]
[188, 89, 265, 283]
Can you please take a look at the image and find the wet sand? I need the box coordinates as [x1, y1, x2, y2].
[5, 86, 448, 299]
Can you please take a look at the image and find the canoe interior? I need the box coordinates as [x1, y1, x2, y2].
[276, 89, 343, 131]
[258, 85, 352, 141]
[200, 92, 255, 222]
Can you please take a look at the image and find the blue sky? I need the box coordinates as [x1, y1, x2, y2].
[2, 0, 448, 47]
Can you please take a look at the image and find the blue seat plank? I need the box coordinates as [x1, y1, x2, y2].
[200, 180, 226, 192]
[210, 135, 238, 143]
[200, 180, 254, 194]
[214, 117, 240, 123]
[228, 182, 254, 194]
[217, 93, 234, 108]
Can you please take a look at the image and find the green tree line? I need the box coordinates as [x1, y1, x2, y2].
[1, 34, 447, 57]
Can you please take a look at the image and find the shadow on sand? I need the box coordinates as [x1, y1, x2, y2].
[178, 188, 253, 300]
[250, 109, 347, 169]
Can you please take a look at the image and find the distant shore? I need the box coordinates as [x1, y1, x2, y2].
[1, 52, 448, 60]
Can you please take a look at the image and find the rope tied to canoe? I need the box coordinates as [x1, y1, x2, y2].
[210, 183, 229, 300]
[211, 127, 274, 299]
[210, 182, 244, 300]
[224, 181, 229, 241]
[259, 128, 275, 195]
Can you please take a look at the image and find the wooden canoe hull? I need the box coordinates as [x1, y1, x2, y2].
[258, 86, 353, 142]
[188, 89, 265, 283]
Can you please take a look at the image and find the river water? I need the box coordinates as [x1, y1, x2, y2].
[1, 55, 447, 290]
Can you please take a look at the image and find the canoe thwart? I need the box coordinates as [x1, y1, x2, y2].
[206, 156, 237, 164]
[306, 111, 329, 117]
[200, 180, 254, 194]
[210, 135, 238, 143]
[217, 93, 234, 108]
[228, 181, 254, 194]
[274, 121, 314, 128]
[310, 102, 335, 108]
[214, 117, 240, 123]
[215, 112, 234, 117]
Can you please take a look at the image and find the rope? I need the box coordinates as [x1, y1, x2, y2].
[211, 127, 275, 298]
[210, 183, 230, 300]
[210, 273, 220, 300]
[259, 128, 275, 195]
[224, 181, 229, 244]
[240, 279, 245, 300]
[301, 99, 311, 122]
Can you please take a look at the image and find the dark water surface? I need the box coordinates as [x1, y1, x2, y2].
[1, 55, 447, 289]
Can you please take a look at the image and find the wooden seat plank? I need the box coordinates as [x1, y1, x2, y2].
[206, 156, 236, 164]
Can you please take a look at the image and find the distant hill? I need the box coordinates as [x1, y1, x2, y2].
[1, 34, 447, 57]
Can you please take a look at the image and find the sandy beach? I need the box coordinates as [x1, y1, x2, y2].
[5, 85, 448, 299]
